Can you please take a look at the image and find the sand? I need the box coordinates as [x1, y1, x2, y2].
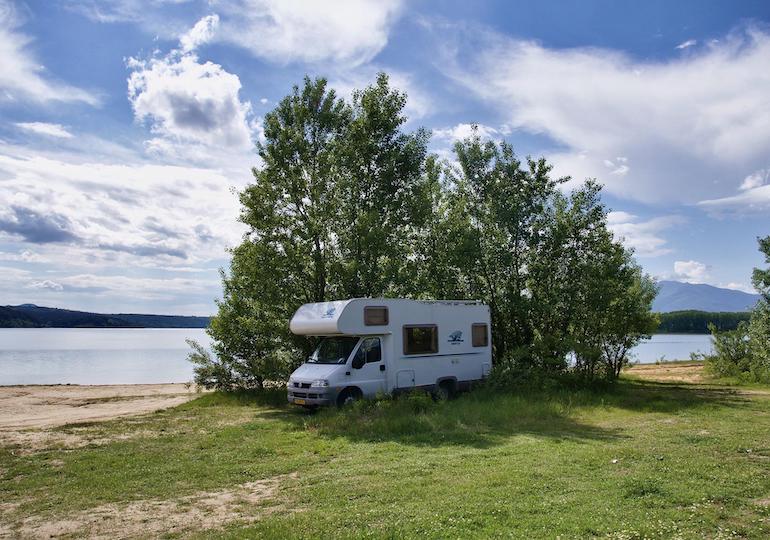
[624, 361, 706, 383]
[0, 383, 202, 431]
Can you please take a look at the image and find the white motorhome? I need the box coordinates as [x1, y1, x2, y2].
[287, 298, 492, 407]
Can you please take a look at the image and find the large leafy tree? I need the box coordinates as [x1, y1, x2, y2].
[332, 73, 431, 298]
[191, 80, 660, 389]
[749, 236, 770, 364]
[445, 132, 564, 362]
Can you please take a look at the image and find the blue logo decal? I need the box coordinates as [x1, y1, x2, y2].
[448, 331, 464, 344]
[320, 306, 336, 319]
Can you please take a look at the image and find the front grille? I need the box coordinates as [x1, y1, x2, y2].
[292, 382, 311, 389]
[293, 392, 307, 398]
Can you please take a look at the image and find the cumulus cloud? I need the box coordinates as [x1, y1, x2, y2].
[433, 123, 501, 142]
[0, 1, 97, 104]
[673, 260, 710, 283]
[180, 13, 219, 53]
[443, 25, 770, 205]
[217, 0, 403, 66]
[15, 122, 74, 138]
[26, 279, 63, 291]
[127, 52, 254, 149]
[606, 211, 683, 257]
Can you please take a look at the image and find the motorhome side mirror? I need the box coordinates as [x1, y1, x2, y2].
[352, 356, 365, 370]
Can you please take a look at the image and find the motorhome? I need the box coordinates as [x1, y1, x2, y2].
[287, 298, 492, 407]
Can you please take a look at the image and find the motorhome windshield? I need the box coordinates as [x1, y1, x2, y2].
[307, 336, 359, 364]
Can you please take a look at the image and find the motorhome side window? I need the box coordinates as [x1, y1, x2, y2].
[364, 306, 388, 326]
[472, 323, 488, 347]
[403, 325, 438, 355]
[354, 337, 382, 363]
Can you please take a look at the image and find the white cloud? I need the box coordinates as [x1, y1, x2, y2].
[698, 184, 770, 213]
[127, 15, 256, 152]
[722, 282, 756, 294]
[443, 25, 770, 205]
[673, 260, 710, 283]
[15, 122, 73, 138]
[0, 139, 246, 266]
[0, 1, 98, 104]
[26, 279, 63, 291]
[740, 169, 769, 191]
[0, 249, 48, 263]
[675, 39, 697, 50]
[217, 0, 403, 66]
[433, 123, 500, 142]
[180, 13, 219, 53]
[606, 211, 682, 257]
[127, 54, 253, 149]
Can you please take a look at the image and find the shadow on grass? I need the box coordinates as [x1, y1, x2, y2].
[182, 378, 760, 450]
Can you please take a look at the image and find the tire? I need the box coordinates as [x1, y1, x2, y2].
[337, 388, 361, 407]
[434, 381, 454, 401]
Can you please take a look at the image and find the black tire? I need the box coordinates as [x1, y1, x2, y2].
[337, 388, 361, 407]
[434, 381, 455, 401]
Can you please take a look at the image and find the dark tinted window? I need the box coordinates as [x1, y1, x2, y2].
[354, 337, 382, 363]
[364, 306, 388, 326]
[472, 323, 488, 347]
[403, 325, 438, 355]
[308, 337, 359, 364]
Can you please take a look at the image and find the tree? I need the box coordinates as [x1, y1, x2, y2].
[446, 131, 564, 363]
[191, 77, 661, 390]
[702, 236, 770, 383]
[749, 236, 770, 365]
[189, 74, 432, 389]
[332, 73, 431, 298]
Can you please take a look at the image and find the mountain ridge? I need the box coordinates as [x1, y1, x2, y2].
[653, 280, 760, 313]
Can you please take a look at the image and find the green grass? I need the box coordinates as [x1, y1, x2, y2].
[2, 379, 770, 538]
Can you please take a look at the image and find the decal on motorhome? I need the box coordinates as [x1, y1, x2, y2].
[320, 307, 336, 319]
[448, 330, 464, 344]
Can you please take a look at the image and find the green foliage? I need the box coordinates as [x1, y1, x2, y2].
[5, 380, 770, 538]
[703, 236, 770, 383]
[193, 76, 659, 388]
[656, 310, 751, 334]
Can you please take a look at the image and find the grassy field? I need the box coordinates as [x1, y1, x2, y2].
[2, 367, 770, 538]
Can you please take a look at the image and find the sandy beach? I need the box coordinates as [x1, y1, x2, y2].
[0, 383, 202, 432]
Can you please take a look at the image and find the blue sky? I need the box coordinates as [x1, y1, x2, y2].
[0, 0, 769, 315]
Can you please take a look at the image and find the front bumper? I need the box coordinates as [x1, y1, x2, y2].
[287, 388, 334, 407]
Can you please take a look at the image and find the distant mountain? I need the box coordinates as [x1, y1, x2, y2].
[653, 281, 761, 313]
[0, 305, 210, 328]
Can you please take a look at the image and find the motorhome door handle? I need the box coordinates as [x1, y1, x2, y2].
[379, 365, 386, 371]
[345, 371, 351, 376]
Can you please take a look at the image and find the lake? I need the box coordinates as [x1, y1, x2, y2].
[0, 329, 714, 386]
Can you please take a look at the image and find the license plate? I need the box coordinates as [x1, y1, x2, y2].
[294, 399, 306, 405]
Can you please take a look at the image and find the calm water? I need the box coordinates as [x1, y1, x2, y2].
[0, 329, 713, 386]
[0, 328, 211, 385]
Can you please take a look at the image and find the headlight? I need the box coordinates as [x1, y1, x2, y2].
[311, 379, 329, 387]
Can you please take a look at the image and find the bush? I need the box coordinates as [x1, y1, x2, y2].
[702, 323, 770, 383]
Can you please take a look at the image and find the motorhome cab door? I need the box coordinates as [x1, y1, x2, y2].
[350, 336, 386, 397]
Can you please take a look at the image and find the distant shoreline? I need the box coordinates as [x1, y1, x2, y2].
[1, 304, 211, 329]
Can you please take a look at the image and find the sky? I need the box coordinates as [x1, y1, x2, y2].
[0, 0, 769, 315]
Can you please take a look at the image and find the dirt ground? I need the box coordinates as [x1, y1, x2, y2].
[0, 383, 202, 431]
[624, 361, 706, 383]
